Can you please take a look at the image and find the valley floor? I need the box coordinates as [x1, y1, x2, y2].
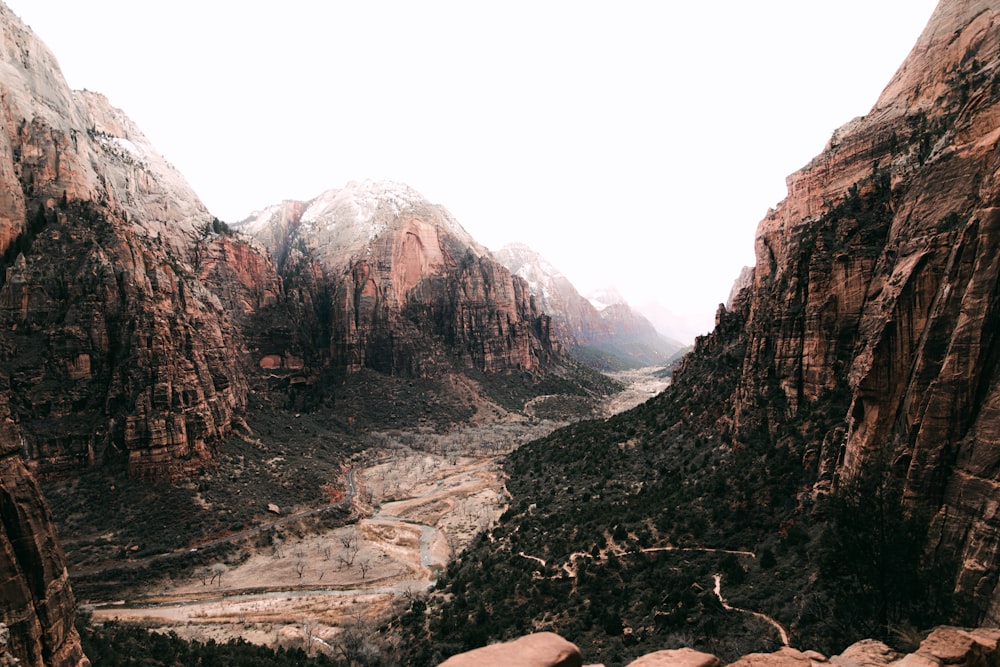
[86, 367, 670, 655]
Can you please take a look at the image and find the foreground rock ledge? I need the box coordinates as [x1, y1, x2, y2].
[438, 632, 583, 667]
[439, 627, 1000, 667]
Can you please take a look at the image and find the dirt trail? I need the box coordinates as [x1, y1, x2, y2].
[713, 573, 790, 646]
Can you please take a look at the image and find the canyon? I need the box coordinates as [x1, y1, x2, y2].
[0, 2, 600, 663]
[4, 0, 1000, 665]
[397, 0, 1000, 663]
[495, 243, 687, 370]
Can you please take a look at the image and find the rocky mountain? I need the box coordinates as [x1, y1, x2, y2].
[398, 0, 1000, 663]
[0, 2, 291, 660]
[726, 265, 754, 310]
[0, 5, 568, 483]
[735, 0, 1000, 617]
[239, 182, 558, 378]
[0, 0, 292, 483]
[495, 243, 685, 369]
[0, 3, 580, 663]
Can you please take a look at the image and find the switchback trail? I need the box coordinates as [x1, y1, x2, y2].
[713, 573, 790, 646]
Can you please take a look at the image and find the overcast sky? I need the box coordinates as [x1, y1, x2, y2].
[6, 1, 938, 339]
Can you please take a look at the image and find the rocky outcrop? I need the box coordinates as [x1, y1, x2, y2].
[0, 401, 86, 667]
[443, 628, 1000, 667]
[721, 627, 1000, 667]
[2, 201, 255, 480]
[711, 0, 1000, 619]
[627, 648, 722, 667]
[495, 243, 685, 369]
[726, 266, 754, 311]
[495, 243, 609, 347]
[438, 632, 582, 667]
[240, 181, 559, 378]
[0, 4, 294, 479]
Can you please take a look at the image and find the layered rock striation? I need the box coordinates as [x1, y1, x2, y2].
[717, 0, 1000, 621]
[240, 181, 559, 378]
[0, 398, 86, 667]
[0, 3, 293, 480]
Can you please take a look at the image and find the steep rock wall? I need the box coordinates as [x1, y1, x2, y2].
[243, 182, 559, 380]
[730, 0, 1000, 620]
[331, 217, 554, 375]
[0, 6, 290, 479]
[0, 403, 86, 667]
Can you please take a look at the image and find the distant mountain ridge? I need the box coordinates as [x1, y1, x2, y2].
[495, 243, 687, 370]
[238, 182, 558, 377]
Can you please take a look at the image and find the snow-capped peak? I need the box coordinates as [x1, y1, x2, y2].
[586, 286, 627, 311]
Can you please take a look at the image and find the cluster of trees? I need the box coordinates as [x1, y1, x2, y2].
[79, 622, 337, 667]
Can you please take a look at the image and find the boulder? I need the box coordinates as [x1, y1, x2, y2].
[727, 647, 820, 667]
[438, 632, 582, 667]
[832, 640, 902, 667]
[625, 647, 721, 667]
[913, 627, 1000, 667]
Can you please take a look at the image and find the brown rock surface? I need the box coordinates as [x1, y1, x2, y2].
[626, 647, 722, 667]
[0, 407, 86, 666]
[0, 5, 292, 480]
[726, 647, 819, 667]
[831, 640, 901, 667]
[495, 243, 685, 368]
[914, 627, 1000, 666]
[704, 0, 1000, 619]
[438, 632, 583, 667]
[241, 181, 559, 378]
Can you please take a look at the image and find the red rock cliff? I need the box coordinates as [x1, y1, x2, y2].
[729, 0, 1000, 620]
[241, 181, 559, 378]
[0, 398, 86, 667]
[0, 5, 289, 480]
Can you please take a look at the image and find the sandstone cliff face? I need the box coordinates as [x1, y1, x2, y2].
[0, 4, 291, 480]
[0, 399, 86, 667]
[725, 0, 1000, 621]
[241, 181, 558, 378]
[495, 242, 608, 347]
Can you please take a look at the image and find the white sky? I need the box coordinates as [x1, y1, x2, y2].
[6, 1, 938, 338]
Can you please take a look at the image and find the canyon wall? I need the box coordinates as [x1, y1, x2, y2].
[241, 181, 559, 379]
[0, 398, 85, 666]
[726, 0, 1000, 620]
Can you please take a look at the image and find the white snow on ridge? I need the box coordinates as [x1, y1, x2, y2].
[301, 179, 427, 241]
[108, 135, 141, 159]
[587, 286, 627, 311]
[238, 202, 294, 234]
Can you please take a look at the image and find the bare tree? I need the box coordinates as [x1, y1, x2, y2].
[331, 609, 380, 666]
[339, 531, 361, 566]
[272, 536, 285, 559]
[295, 558, 307, 579]
[302, 617, 317, 655]
[209, 562, 227, 587]
[358, 557, 372, 580]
